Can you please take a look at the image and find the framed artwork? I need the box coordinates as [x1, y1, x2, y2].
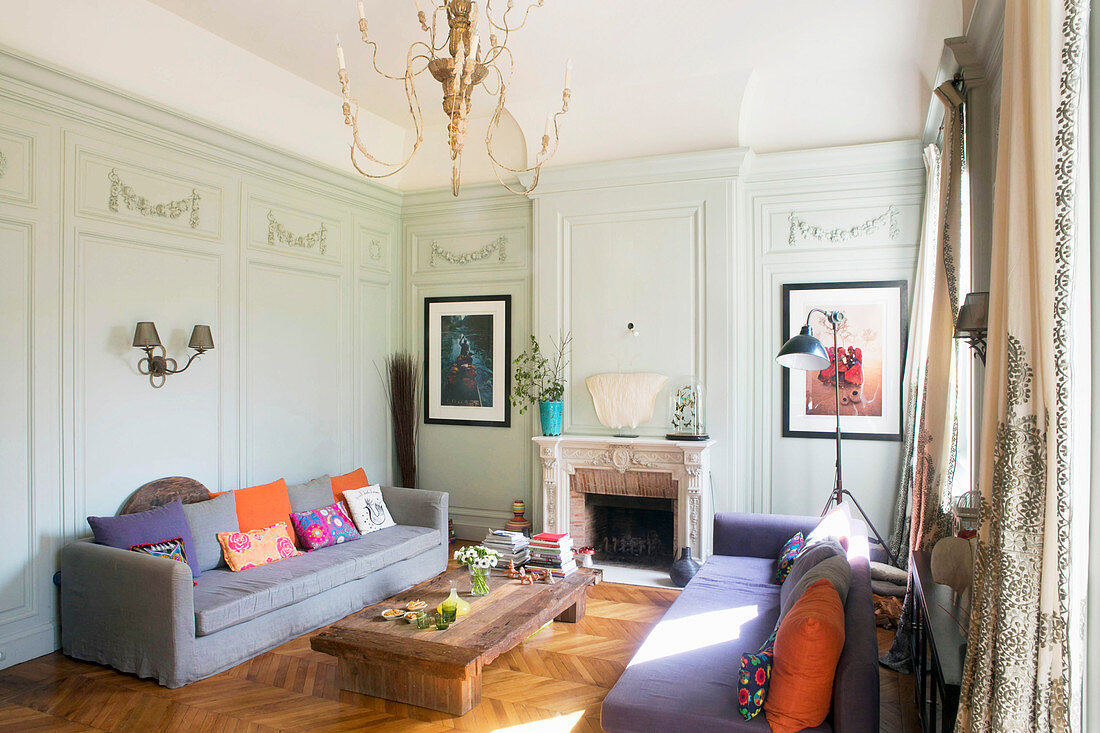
[424, 295, 511, 427]
[781, 280, 907, 441]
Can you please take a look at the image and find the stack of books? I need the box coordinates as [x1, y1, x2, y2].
[482, 529, 530, 566]
[527, 532, 578, 578]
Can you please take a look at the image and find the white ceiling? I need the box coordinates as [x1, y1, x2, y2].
[145, 0, 964, 190]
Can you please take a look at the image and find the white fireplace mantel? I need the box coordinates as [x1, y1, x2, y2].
[533, 434, 716, 560]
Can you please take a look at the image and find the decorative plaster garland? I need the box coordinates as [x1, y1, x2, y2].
[368, 239, 384, 262]
[267, 210, 327, 255]
[787, 205, 900, 246]
[429, 235, 507, 266]
[0, 150, 7, 178]
[107, 168, 201, 229]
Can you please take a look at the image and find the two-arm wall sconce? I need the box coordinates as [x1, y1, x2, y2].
[953, 291, 989, 364]
[132, 321, 215, 388]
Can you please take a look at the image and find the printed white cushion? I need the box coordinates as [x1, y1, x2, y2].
[342, 484, 396, 534]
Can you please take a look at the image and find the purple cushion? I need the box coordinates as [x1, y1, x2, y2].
[87, 499, 201, 578]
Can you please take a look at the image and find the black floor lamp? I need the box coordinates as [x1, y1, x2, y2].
[776, 308, 897, 564]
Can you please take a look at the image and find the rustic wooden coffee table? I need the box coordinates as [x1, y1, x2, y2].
[311, 565, 601, 715]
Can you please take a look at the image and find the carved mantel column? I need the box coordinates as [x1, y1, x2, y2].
[532, 434, 716, 560]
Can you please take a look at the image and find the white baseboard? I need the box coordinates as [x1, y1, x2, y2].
[0, 622, 59, 670]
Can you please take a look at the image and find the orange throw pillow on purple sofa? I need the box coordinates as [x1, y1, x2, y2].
[330, 468, 369, 504]
[764, 578, 846, 733]
[230, 479, 293, 537]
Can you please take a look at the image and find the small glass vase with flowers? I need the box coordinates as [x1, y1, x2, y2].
[454, 545, 500, 597]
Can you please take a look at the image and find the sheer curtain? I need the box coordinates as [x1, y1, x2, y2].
[956, 0, 1090, 728]
[881, 83, 967, 672]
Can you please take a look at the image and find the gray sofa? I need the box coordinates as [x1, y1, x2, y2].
[602, 512, 878, 732]
[60, 486, 448, 688]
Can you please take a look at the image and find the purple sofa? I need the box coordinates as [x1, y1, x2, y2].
[601, 512, 878, 732]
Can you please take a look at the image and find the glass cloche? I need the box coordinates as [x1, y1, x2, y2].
[666, 376, 708, 440]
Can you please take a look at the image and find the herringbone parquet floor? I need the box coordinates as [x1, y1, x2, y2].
[0, 576, 917, 732]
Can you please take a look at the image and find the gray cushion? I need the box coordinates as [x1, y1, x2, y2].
[872, 579, 907, 597]
[780, 538, 845, 609]
[192, 524, 440, 635]
[779, 555, 852, 623]
[287, 474, 334, 513]
[870, 560, 908, 585]
[182, 492, 239, 572]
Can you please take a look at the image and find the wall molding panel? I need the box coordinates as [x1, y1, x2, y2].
[403, 188, 533, 540]
[0, 51, 400, 670]
[74, 145, 224, 241]
[0, 217, 36, 628]
[0, 123, 34, 204]
[558, 202, 707, 438]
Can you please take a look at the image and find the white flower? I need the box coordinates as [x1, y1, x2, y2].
[453, 550, 461, 560]
[489, 557, 498, 567]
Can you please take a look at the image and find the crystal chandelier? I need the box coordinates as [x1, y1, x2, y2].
[337, 0, 572, 197]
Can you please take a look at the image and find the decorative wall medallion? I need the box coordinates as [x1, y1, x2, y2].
[107, 168, 201, 229]
[368, 239, 384, 262]
[787, 205, 900, 247]
[267, 210, 328, 255]
[0, 150, 7, 178]
[429, 235, 507, 266]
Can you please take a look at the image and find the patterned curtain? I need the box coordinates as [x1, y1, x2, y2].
[880, 85, 965, 672]
[885, 143, 942, 564]
[955, 0, 1089, 729]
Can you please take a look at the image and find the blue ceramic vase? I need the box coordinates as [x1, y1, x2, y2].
[670, 546, 701, 587]
[539, 401, 563, 436]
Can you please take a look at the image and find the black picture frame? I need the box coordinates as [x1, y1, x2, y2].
[423, 294, 512, 428]
[781, 280, 908, 441]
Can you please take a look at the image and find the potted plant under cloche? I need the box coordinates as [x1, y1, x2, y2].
[511, 333, 572, 436]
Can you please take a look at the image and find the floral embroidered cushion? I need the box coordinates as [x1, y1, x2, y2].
[216, 522, 300, 572]
[288, 502, 361, 551]
[737, 626, 779, 719]
[342, 484, 396, 534]
[737, 650, 774, 720]
[130, 536, 196, 586]
[130, 536, 188, 564]
[776, 531, 806, 583]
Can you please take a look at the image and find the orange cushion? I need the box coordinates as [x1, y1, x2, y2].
[765, 579, 846, 733]
[232, 479, 293, 536]
[216, 522, 300, 572]
[330, 468, 369, 504]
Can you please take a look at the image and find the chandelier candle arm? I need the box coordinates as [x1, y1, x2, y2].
[340, 0, 569, 196]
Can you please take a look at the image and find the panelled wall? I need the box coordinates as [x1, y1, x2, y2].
[0, 52, 400, 668]
[401, 189, 535, 539]
[529, 144, 926, 539]
[411, 143, 925, 545]
[0, 47, 926, 670]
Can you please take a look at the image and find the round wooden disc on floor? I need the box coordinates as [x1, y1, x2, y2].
[119, 476, 211, 514]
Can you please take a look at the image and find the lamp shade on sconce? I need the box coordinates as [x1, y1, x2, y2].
[188, 325, 215, 351]
[132, 321, 162, 348]
[776, 325, 831, 371]
[954, 291, 989, 337]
